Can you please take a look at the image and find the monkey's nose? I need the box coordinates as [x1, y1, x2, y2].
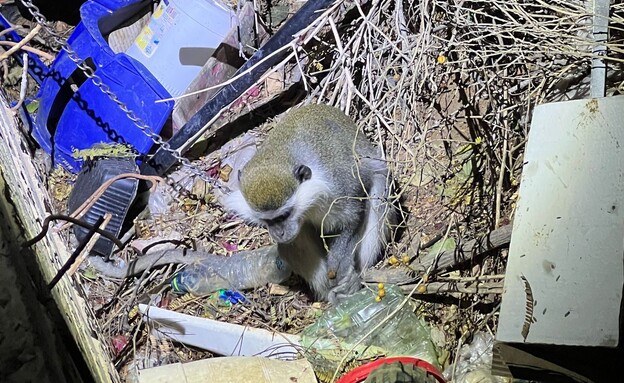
[273, 227, 284, 237]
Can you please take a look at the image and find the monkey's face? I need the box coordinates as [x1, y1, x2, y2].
[259, 208, 301, 244]
[236, 163, 316, 243]
[226, 161, 329, 244]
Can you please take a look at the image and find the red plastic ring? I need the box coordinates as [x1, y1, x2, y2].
[335, 356, 446, 383]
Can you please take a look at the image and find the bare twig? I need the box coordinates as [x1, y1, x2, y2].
[0, 41, 54, 61]
[0, 24, 42, 61]
[10, 52, 28, 111]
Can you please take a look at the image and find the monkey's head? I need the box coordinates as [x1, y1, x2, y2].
[224, 157, 328, 244]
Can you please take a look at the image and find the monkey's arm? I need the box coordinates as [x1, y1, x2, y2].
[325, 160, 394, 303]
[325, 226, 363, 303]
[324, 225, 359, 276]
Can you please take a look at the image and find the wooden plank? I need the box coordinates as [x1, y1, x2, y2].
[0, 94, 118, 383]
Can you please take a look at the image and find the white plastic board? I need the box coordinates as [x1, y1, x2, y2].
[497, 96, 624, 347]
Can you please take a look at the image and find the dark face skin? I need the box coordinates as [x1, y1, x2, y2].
[257, 208, 300, 243]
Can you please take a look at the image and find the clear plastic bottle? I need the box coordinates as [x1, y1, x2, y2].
[301, 284, 440, 380]
[171, 246, 292, 295]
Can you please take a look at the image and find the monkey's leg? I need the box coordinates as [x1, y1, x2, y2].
[327, 160, 395, 304]
[324, 226, 359, 277]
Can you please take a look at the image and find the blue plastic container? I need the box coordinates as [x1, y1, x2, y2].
[32, 0, 174, 172]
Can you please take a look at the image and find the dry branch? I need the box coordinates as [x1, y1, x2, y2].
[364, 225, 512, 284]
[411, 224, 512, 274]
[400, 280, 504, 295]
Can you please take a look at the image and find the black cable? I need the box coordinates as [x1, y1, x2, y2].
[47, 215, 105, 290]
[21, 214, 124, 250]
[141, 0, 335, 176]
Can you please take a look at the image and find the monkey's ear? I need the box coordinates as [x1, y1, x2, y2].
[294, 165, 312, 182]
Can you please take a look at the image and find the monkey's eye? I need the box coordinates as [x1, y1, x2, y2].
[294, 165, 312, 182]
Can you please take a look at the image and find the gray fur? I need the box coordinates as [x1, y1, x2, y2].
[223, 104, 396, 303]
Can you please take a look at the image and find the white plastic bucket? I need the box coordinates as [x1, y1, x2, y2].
[126, 0, 235, 97]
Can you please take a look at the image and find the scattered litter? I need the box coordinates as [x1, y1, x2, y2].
[444, 332, 510, 383]
[214, 131, 259, 198]
[268, 283, 292, 296]
[6, 0, 616, 381]
[111, 334, 130, 356]
[170, 246, 292, 295]
[137, 356, 317, 383]
[339, 357, 445, 383]
[67, 157, 139, 258]
[32, 0, 174, 172]
[301, 285, 440, 382]
[217, 289, 246, 305]
[139, 304, 301, 359]
[125, 0, 235, 97]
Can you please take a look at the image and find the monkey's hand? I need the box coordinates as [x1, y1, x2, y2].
[327, 265, 362, 304]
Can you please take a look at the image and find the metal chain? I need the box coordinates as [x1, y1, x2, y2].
[18, 0, 219, 189]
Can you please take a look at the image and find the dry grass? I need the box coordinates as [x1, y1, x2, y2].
[18, 0, 624, 380]
[218, 0, 624, 377]
[97, 0, 624, 378]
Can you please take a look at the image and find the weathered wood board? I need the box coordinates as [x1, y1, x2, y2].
[0, 93, 119, 383]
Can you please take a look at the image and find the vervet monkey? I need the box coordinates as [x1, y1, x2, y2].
[222, 104, 395, 303]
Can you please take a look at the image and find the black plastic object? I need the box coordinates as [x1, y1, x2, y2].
[141, 0, 335, 176]
[17, 0, 86, 25]
[68, 157, 139, 258]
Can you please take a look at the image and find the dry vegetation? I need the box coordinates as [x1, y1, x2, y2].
[4, 0, 624, 381]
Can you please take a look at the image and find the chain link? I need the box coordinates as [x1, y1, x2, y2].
[18, 0, 219, 189]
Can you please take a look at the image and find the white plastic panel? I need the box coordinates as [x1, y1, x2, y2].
[497, 96, 624, 347]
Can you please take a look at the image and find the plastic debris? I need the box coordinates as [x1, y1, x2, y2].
[443, 332, 511, 383]
[218, 289, 246, 305]
[138, 304, 301, 359]
[137, 356, 317, 383]
[33, 0, 174, 172]
[171, 246, 292, 295]
[337, 357, 446, 383]
[67, 157, 139, 258]
[301, 285, 439, 382]
[126, 0, 235, 97]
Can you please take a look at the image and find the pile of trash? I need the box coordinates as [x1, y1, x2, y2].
[3, 0, 619, 382]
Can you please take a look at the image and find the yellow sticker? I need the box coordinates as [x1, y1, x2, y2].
[153, 3, 165, 19]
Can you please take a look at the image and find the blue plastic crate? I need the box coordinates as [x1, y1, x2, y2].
[32, 0, 174, 172]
